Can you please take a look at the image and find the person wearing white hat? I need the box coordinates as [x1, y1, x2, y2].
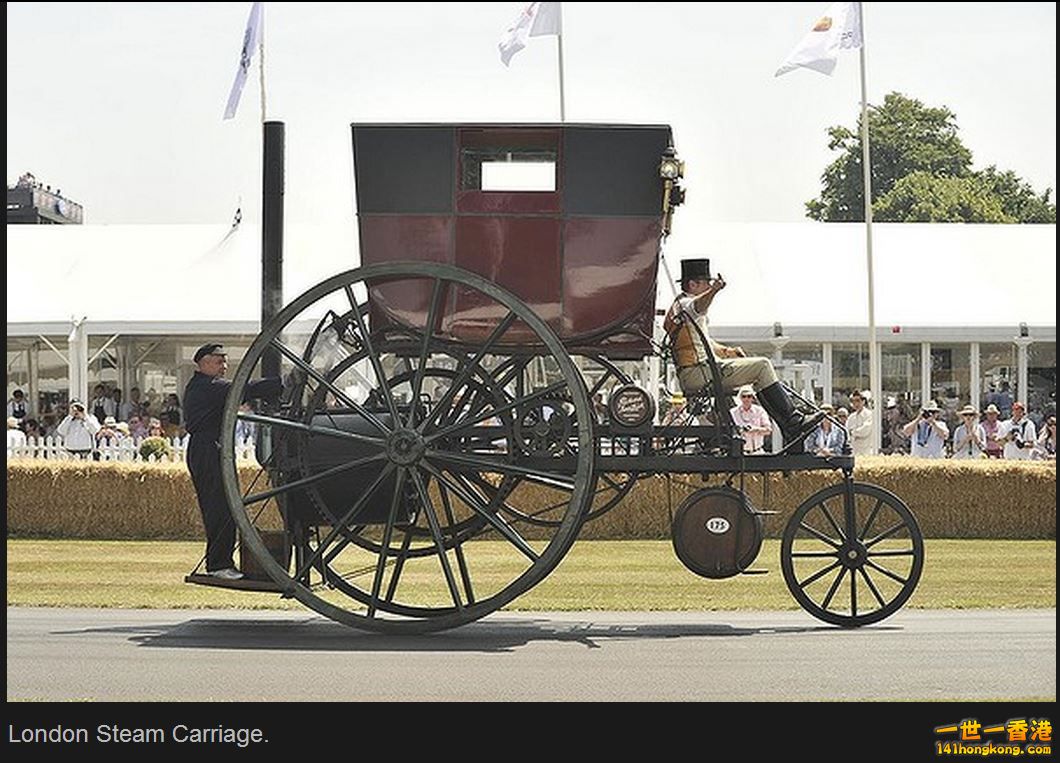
[981, 403, 1004, 458]
[7, 416, 27, 454]
[729, 385, 771, 454]
[901, 399, 948, 458]
[951, 404, 986, 459]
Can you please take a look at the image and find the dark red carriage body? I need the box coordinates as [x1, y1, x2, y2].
[352, 124, 673, 358]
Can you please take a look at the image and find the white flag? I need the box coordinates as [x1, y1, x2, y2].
[499, 2, 562, 67]
[224, 2, 264, 120]
[775, 2, 862, 77]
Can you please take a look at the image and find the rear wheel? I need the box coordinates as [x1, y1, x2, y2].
[220, 262, 594, 633]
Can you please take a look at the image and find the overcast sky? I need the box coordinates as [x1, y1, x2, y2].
[7, 2, 1057, 243]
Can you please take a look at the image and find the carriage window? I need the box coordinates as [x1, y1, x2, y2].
[461, 147, 557, 192]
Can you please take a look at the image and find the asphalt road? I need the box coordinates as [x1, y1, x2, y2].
[6, 607, 1055, 701]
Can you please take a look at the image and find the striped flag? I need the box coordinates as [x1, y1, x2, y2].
[223, 2, 264, 120]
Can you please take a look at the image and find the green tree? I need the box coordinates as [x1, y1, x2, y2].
[807, 92, 1055, 223]
[874, 172, 1011, 223]
[974, 166, 1057, 223]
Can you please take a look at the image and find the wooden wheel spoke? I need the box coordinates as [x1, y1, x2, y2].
[820, 567, 847, 610]
[425, 449, 574, 491]
[243, 451, 387, 505]
[817, 502, 846, 542]
[859, 498, 884, 541]
[345, 285, 402, 425]
[420, 311, 519, 432]
[797, 560, 841, 589]
[384, 529, 415, 604]
[865, 522, 907, 548]
[796, 521, 841, 549]
[859, 567, 887, 609]
[271, 338, 391, 435]
[439, 482, 475, 605]
[864, 558, 908, 586]
[850, 566, 857, 617]
[421, 462, 539, 562]
[239, 412, 386, 447]
[291, 463, 396, 583]
[406, 279, 445, 429]
[368, 468, 408, 618]
[409, 469, 463, 610]
[425, 380, 568, 443]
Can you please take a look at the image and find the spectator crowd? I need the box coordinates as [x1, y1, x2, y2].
[6, 384, 260, 459]
[7, 382, 1056, 461]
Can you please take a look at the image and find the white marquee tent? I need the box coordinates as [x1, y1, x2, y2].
[6, 221, 1056, 411]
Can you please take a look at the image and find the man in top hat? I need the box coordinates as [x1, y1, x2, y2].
[901, 399, 948, 458]
[183, 343, 282, 580]
[664, 258, 823, 450]
[951, 404, 986, 459]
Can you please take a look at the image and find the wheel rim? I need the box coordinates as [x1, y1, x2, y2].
[780, 482, 924, 627]
[221, 262, 594, 633]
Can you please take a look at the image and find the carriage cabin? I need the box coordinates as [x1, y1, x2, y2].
[352, 123, 682, 359]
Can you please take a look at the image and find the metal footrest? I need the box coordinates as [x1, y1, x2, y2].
[184, 573, 288, 593]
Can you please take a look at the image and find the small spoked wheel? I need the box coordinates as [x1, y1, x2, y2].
[220, 262, 594, 633]
[780, 481, 924, 627]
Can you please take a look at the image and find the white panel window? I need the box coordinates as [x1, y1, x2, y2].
[480, 161, 556, 192]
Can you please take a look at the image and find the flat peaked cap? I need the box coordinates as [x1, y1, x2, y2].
[193, 343, 227, 363]
[679, 258, 711, 283]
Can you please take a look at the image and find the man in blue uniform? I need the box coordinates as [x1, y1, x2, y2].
[184, 343, 281, 580]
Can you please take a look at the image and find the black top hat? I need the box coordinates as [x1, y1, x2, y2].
[679, 258, 711, 284]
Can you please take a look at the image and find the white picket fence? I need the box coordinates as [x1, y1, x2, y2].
[7, 436, 257, 462]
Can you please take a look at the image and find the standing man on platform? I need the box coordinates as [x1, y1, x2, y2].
[184, 343, 281, 580]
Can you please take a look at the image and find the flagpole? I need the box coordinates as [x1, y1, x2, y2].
[258, 4, 267, 123]
[556, 6, 566, 121]
[857, 3, 881, 452]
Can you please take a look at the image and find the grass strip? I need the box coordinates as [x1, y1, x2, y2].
[7, 538, 1054, 612]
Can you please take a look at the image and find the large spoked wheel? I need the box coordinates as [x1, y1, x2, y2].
[220, 262, 594, 633]
[780, 481, 924, 627]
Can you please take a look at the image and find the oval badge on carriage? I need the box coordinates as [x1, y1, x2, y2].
[705, 517, 730, 534]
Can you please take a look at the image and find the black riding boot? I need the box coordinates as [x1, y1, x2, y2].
[756, 382, 826, 449]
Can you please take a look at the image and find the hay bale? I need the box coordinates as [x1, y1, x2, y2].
[6, 457, 1054, 540]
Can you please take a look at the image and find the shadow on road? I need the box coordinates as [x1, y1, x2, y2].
[54, 615, 886, 653]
